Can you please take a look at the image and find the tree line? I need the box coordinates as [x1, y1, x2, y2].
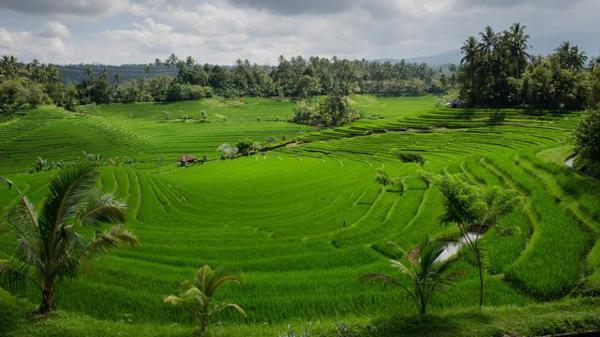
[0, 54, 450, 114]
[458, 23, 600, 109]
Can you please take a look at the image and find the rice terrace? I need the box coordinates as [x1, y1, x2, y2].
[1, 2, 600, 337]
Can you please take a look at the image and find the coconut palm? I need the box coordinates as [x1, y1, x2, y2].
[0, 165, 138, 315]
[362, 237, 459, 317]
[478, 26, 497, 56]
[504, 22, 530, 76]
[555, 41, 588, 70]
[460, 36, 479, 65]
[164, 265, 246, 335]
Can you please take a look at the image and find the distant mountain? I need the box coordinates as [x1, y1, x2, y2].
[374, 33, 598, 67]
[405, 50, 462, 65]
[373, 50, 461, 66]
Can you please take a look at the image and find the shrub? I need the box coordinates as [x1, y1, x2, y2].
[0, 77, 48, 113]
[391, 150, 426, 165]
[217, 143, 238, 159]
[236, 139, 260, 156]
[575, 109, 600, 163]
[292, 92, 359, 127]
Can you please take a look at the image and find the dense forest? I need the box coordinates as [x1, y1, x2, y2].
[0, 55, 450, 114]
[1, 23, 598, 126]
[458, 23, 599, 109]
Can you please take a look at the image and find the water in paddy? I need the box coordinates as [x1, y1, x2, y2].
[437, 232, 479, 263]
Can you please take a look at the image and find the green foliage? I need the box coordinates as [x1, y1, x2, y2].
[362, 238, 460, 316]
[164, 265, 246, 335]
[588, 65, 600, 108]
[518, 56, 589, 109]
[217, 143, 239, 159]
[0, 165, 138, 314]
[0, 95, 597, 332]
[0, 77, 48, 113]
[391, 150, 425, 165]
[374, 169, 394, 187]
[31, 157, 66, 173]
[458, 24, 595, 109]
[458, 23, 530, 107]
[429, 174, 523, 229]
[575, 109, 600, 163]
[427, 174, 522, 306]
[165, 83, 212, 102]
[236, 139, 260, 156]
[292, 92, 359, 127]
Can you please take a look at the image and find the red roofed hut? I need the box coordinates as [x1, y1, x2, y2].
[178, 154, 197, 166]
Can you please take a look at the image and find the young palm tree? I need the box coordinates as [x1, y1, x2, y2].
[362, 238, 459, 317]
[164, 265, 246, 335]
[0, 165, 138, 315]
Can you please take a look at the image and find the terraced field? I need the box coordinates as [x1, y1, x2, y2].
[1, 95, 599, 330]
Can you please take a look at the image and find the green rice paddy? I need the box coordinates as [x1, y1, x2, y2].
[1, 95, 599, 332]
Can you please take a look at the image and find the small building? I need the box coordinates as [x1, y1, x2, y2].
[178, 154, 197, 166]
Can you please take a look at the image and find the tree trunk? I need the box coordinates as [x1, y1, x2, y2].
[38, 284, 55, 315]
[200, 312, 209, 336]
[476, 251, 484, 308]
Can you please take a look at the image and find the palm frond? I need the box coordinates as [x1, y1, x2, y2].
[390, 259, 413, 277]
[195, 265, 213, 292]
[6, 195, 39, 240]
[0, 259, 28, 291]
[79, 193, 127, 226]
[207, 269, 242, 296]
[0, 176, 14, 190]
[164, 294, 184, 306]
[84, 225, 139, 259]
[210, 302, 247, 318]
[53, 227, 87, 278]
[39, 165, 98, 234]
[360, 272, 401, 287]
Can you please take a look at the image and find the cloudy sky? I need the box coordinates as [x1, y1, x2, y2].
[0, 0, 598, 65]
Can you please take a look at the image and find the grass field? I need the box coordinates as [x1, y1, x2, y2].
[1, 95, 599, 335]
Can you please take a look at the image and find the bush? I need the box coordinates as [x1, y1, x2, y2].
[236, 139, 260, 156]
[391, 150, 426, 165]
[0, 77, 48, 113]
[217, 143, 238, 159]
[575, 109, 600, 163]
[292, 92, 359, 127]
[166, 83, 212, 101]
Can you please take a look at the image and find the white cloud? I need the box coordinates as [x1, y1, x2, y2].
[0, 0, 598, 64]
[0, 0, 134, 16]
[0, 22, 72, 61]
[37, 21, 70, 38]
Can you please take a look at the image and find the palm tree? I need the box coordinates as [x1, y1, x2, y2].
[0, 165, 138, 315]
[555, 41, 588, 70]
[362, 238, 459, 317]
[427, 173, 522, 308]
[460, 36, 479, 65]
[478, 26, 496, 56]
[164, 265, 246, 335]
[504, 23, 530, 76]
